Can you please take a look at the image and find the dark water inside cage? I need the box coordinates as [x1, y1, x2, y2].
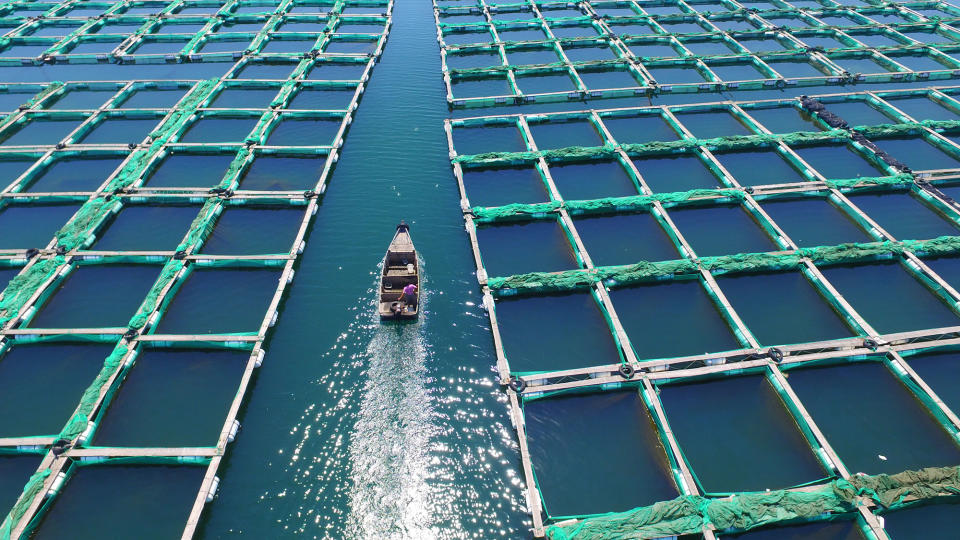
[200, 207, 303, 254]
[819, 262, 960, 334]
[0, 204, 80, 249]
[791, 144, 886, 180]
[0, 344, 112, 437]
[786, 361, 960, 474]
[143, 152, 236, 188]
[610, 279, 741, 360]
[461, 166, 548, 207]
[667, 204, 777, 257]
[476, 220, 577, 276]
[871, 137, 960, 170]
[210, 88, 281, 109]
[92, 205, 201, 252]
[633, 154, 722, 192]
[574, 212, 680, 265]
[25, 156, 124, 193]
[882, 500, 960, 538]
[495, 292, 621, 373]
[548, 160, 639, 200]
[528, 120, 602, 149]
[179, 117, 259, 143]
[847, 191, 959, 240]
[744, 106, 821, 133]
[903, 351, 960, 415]
[718, 271, 853, 345]
[452, 124, 525, 155]
[236, 156, 324, 190]
[659, 374, 826, 493]
[823, 101, 895, 126]
[0, 456, 42, 512]
[78, 117, 161, 145]
[602, 114, 679, 144]
[30, 466, 205, 540]
[154, 268, 281, 334]
[524, 391, 679, 517]
[714, 149, 806, 186]
[759, 197, 871, 247]
[28, 265, 160, 328]
[266, 118, 341, 146]
[885, 96, 960, 121]
[719, 519, 866, 539]
[92, 349, 248, 447]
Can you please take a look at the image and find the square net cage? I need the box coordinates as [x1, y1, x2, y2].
[444, 21, 960, 535]
[434, 0, 960, 107]
[0, 0, 392, 537]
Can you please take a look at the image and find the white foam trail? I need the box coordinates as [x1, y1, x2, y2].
[344, 269, 457, 539]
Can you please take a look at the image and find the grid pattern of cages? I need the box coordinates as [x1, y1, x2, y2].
[446, 86, 960, 536]
[433, 0, 960, 106]
[519, 349, 960, 539]
[0, 0, 391, 538]
[0, 0, 388, 63]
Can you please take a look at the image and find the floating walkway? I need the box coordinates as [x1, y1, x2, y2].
[443, 14, 960, 534]
[0, 0, 393, 537]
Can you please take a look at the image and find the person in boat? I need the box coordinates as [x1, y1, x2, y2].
[397, 221, 409, 233]
[401, 283, 417, 309]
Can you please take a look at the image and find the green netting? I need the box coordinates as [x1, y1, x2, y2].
[54, 196, 119, 251]
[471, 188, 748, 221]
[0, 469, 51, 540]
[0, 256, 65, 327]
[824, 173, 914, 189]
[175, 199, 221, 253]
[452, 129, 853, 166]
[833, 466, 960, 509]
[127, 260, 185, 329]
[486, 235, 960, 294]
[545, 466, 960, 540]
[57, 342, 129, 441]
[0, 82, 65, 134]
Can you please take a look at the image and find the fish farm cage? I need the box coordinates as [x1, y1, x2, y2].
[440, 0, 960, 537]
[0, 0, 392, 537]
[434, 0, 960, 107]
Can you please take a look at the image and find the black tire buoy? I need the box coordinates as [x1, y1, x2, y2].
[768, 347, 784, 363]
[508, 377, 527, 393]
[618, 363, 635, 379]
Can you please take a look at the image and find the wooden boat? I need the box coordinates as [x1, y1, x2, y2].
[379, 222, 419, 320]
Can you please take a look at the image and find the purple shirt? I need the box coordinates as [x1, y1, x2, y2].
[403, 284, 416, 296]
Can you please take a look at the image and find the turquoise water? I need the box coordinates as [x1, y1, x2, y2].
[8, 2, 960, 538]
[197, 3, 529, 536]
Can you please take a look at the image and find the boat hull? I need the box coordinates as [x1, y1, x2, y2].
[378, 225, 419, 321]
